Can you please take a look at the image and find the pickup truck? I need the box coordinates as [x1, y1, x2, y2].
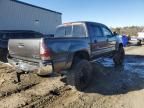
[0, 30, 43, 62]
[8, 21, 125, 90]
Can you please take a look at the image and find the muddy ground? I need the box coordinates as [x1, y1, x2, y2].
[0, 45, 144, 108]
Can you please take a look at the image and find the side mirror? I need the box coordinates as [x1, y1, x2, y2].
[112, 32, 117, 36]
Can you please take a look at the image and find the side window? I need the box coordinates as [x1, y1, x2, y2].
[102, 27, 112, 37]
[89, 25, 103, 37]
[73, 24, 86, 37]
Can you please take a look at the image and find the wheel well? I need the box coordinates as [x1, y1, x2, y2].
[71, 51, 90, 68]
[73, 51, 90, 61]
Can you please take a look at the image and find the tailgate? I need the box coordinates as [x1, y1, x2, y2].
[8, 39, 41, 61]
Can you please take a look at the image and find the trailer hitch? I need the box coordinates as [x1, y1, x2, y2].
[15, 69, 29, 83]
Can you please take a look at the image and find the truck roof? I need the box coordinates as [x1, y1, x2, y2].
[61, 21, 106, 26]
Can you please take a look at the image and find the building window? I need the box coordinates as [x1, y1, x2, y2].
[35, 20, 39, 24]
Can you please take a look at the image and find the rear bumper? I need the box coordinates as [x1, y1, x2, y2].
[8, 58, 53, 76]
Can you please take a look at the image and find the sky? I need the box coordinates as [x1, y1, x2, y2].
[20, 0, 144, 27]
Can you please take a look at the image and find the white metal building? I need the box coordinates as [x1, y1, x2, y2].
[0, 0, 62, 34]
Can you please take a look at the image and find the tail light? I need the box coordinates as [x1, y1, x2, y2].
[40, 39, 51, 60]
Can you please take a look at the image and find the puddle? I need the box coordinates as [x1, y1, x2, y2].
[88, 54, 144, 95]
[92, 57, 114, 67]
[93, 56, 144, 78]
[124, 62, 144, 78]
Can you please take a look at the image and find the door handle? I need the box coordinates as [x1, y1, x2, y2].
[18, 45, 24, 48]
[18, 44, 24, 48]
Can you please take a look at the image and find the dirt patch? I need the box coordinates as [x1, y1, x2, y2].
[0, 75, 64, 108]
[0, 46, 144, 108]
[0, 63, 44, 99]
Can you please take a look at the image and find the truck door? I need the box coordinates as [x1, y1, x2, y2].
[88, 24, 108, 57]
[101, 26, 116, 52]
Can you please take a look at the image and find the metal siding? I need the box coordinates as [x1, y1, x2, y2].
[0, 0, 62, 34]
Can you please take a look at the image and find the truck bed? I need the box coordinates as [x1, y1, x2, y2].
[8, 39, 42, 62]
[8, 37, 90, 72]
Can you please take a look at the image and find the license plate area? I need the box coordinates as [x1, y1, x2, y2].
[17, 61, 38, 72]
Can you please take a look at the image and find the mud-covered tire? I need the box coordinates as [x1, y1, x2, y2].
[113, 46, 125, 66]
[67, 60, 92, 91]
[0, 48, 8, 62]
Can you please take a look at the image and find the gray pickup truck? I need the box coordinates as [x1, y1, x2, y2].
[8, 21, 125, 90]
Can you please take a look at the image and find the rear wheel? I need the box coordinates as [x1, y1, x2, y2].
[113, 46, 125, 66]
[67, 59, 92, 91]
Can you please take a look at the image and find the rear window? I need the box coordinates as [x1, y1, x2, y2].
[55, 26, 72, 37]
[55, 24, 86, 38]
[55, 26, 65, 37]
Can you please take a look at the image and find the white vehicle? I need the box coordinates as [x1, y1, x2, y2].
[137, 32, 144, 45]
